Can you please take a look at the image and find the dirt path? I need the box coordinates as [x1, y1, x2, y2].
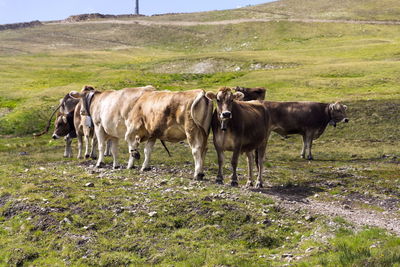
[51, 17, 400, 27]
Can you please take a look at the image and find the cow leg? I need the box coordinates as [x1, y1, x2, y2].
[76, 134, 83, 159]
[188, 131, 207, 180]
[246, 151, 254, 187]
[90, 136, 97, 160]
[306, 135, 314, 160]
[255, 144, 267, 189]
[110, 138, 119, 169]
[104, 140, 112, 157]
[301, 135, 307, 159]
[64, 136, 73, 158]
[216, 148, 224, 184]
[140, 139, 155, 172]
[95, 126, 107, 168]
[230, 149, 240, 187]
[84, 134, 90, 159]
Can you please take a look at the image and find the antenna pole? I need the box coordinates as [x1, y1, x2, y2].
[135, 0, 139, 15]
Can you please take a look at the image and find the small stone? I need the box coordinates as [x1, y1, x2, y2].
[282, 253, 293, 258]
[148, 211, 158, 217]
[343, 204, 351, 210]
[89, 195, 96, 200]
[19, 151, 28, 156]
[85, 182, 94, 187]
[39, 167, 46, 171]
[60, 217, 71, 225]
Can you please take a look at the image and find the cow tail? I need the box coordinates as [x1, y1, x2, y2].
[190, 90, 213, 137]
[160, 140, 171, 157]
[33, 102, 63, 137]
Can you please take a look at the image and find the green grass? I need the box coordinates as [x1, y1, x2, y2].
[1, 2, 400, 265]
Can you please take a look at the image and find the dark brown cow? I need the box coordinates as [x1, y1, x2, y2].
[236, 88, 349, 160]
[206, 87, 271, 188]
[234, 86, 266, 101]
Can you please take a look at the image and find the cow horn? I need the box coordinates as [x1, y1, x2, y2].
[33, 102, 63, 137]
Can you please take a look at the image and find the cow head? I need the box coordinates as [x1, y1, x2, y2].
[206, 87, 244, 131]
[52, 111, 71, 139]
[234, 86, 266, 101]
[52, 96, 78, 139]
[328, 102, 349, 127]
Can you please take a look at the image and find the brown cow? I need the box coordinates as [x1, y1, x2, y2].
[206, 87, 271, 188]
[234, 86, 266, 101]
[122, 89, 213, 179]
[236, 87, 349, 160]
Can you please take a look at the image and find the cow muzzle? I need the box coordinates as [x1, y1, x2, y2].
[220, 111, 232, 119]
[343, 118, 349, 123]
[52, 134, 60, 140]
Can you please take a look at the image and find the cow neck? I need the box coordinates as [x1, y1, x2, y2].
[84, 91, 95, 118]
[327, 104, 336, 127]
[67, 111, 77, 138]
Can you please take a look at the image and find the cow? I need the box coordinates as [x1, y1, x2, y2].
[206, 87, 271, 188]
[234, 86, 266, 101]
[35, 91, 111, 159]
[34, 93, 79, 158]
[235, 87, 349, 160]
[119, 89, 214, 179]
[69, 86, 175, 172]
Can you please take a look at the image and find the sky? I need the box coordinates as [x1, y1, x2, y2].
[0, 0, 273, 25]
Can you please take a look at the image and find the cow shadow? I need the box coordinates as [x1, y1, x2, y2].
[249, 182, 325, 202]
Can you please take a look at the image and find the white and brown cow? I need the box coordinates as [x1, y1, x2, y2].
[235, 87, 349, 160]
[122, 89, 213, 180]
[206, 87, 271, 188]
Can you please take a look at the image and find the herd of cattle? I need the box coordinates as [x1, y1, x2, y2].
[37, 86, 349, 188]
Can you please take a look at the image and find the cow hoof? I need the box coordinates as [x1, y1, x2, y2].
[85, 154, 90, 159]
[215, 179, 223, 185]
[95, 162, 105, 168]
[91, 156, 97, 160]
[141, 167, 151, 172]
[246, 181, 254, 188]
[127, 165, 136, 170]
[231, 181, 239, 187]
[113, 165, 121, 170]
[195, 173, 205, 181]
[77, 156, 83, 160]
[255, 182, 263, 189]
[307, 156, 314, 160]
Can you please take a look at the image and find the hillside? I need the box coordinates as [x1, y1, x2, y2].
[0, 1, 400, 266]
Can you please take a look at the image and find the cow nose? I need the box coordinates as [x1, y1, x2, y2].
[221, 111, 231, 119]
[52, 134, 58, 139]
[344, 118, 349, 123]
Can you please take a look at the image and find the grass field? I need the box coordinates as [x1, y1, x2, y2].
[1, 0, 400, 265]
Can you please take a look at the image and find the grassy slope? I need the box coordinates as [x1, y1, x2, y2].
[0, 2, 400, 266]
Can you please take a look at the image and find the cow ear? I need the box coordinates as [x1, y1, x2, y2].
[234, 92, 244, 101]
[343, 105, 348, 111]
[62, 115, 67, 124]
[205, 91, 216, 101]
[69, 91, 83, 99]
[335, 102, 341, 110]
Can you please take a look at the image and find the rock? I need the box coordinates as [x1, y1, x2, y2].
[343, 204, 351, 210]
[148, 211, 158, 217]
[282, 253, 293, 258]
[19, 151, 28, 156]
[60, 217, 72, 225]
[85, 182, 94, 187]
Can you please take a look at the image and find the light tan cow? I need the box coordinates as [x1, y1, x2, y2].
[123, 89, 213, 179]
[70, 85, 156, 169]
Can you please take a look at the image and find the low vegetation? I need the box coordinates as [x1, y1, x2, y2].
[0, 0, 399, 265]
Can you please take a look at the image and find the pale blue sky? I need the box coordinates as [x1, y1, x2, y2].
[0, 0, 273, 24]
